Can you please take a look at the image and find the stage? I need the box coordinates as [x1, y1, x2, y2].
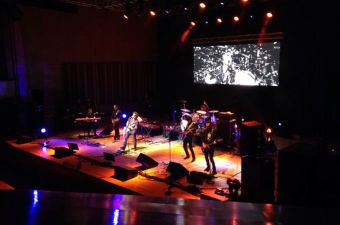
[4, 126, 247, 201]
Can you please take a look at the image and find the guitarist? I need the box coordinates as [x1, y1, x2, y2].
[111, 104, 121, 141]
[120, 111, 140, 151]
[182, 114, 199, 162]
[200, 122, 219, 175]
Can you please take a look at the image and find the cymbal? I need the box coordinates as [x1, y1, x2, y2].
[181, 108, 191, 113]
[181, 112, 192, 117]
[201, 115, 209, 119]
[196, 110, 207, 115]
[208, 110, 219, 114]
[219, 111, 234, 116]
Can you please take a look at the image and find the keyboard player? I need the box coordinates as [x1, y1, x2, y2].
[85, 107, 98, 137]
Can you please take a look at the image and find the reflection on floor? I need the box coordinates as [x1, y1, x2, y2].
[0, 189, 338, 225]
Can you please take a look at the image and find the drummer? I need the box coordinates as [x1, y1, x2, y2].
[200, 100, 210, 112]
[197, 100, 210, 126]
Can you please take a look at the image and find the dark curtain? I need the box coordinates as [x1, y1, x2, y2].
[63, 62, 156, 107]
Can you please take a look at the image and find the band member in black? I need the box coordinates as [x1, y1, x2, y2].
[200, 100, 209, 112]
[86, 107, 97, 137]
[111, 104, 121, 141]
[121, 111, 140, 151]
[200, 122, 218, 175]
[182, 114, 198, 162]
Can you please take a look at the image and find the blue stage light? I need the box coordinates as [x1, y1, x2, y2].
[40, 128, 47, 134]
[122, 114, 127, 118]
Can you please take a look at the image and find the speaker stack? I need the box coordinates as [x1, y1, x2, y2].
[241, 155, 275, 203]
[240, 121, 265, 156]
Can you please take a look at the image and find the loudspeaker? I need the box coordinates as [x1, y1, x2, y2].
[113, 165, 138, 181]
[67, 143, 79, 151]
[53, 147, 74, 158]
[136, 153, 158, 169]
[166, 161, 189, 179]
[241, 155, 275, 203]
[277, 142, 320, 205]
[100, 127, 113, 136]
[163, 129, 179, 140]
[187, 172, 204, 185]
[103, 152, 115, 161]
[240, 121, 265, 156]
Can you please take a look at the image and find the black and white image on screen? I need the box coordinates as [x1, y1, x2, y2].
[193, 42, 280, 86]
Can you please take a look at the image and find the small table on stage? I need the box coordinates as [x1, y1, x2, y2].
[74, 117, 101, 139]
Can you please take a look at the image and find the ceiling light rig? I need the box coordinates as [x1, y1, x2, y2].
[60, 0, 278, 25]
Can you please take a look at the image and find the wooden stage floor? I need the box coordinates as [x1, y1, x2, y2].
[5, 127, 245, 201]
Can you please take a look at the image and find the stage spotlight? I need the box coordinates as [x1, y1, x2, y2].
[241, 118, 245, 122]
[233, 16, 240, 22]
[216, 17, 223, 24]
[149, 10, 156, 17]
[40, 128, 47, 134]
[266, 127, 272, 142]
[122, 114, 127, 119]
[199, 2, 206, 9]
[220, 1, 225, 6]
[190, 21, 196, 26]
[205, 20, 209, 24]
[123, 14, 128, 20]
[266, 12, 273, 18]
[278, 122, 282, 127]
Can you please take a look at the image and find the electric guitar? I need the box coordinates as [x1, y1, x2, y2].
[181, 122, 196, 139]
[112, 118, 120, 126]
[124, 117, 138, 134]
[202, 138, 223, 149]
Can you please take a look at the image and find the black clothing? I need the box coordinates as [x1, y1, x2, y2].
[111, 109, 121, 140]
[201, 126, 217, 174]
[182, 121, 197, 161]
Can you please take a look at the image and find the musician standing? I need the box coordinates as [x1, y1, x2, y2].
[120, 111, 140, 151]
[182, 114, 198, 162]
[200, 122, 217, 174]
[111, 104, 121, 141]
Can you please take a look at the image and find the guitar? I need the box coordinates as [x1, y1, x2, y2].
[181, 122, 196, 139]
[112, 118, 120, 126]
[124, 117, 138, 134]
[202, 138, 223, 149]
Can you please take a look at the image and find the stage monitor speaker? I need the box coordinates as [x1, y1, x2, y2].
[240, 121, 265, 156]
[187, 172, 204, 185]
[113, 165, 138, 181]
[103, 152, 115, 162]
[67, 143, 79, 151]
[53, 147, 74, 158]
[241, 155, 275, 203]
[136, 153, 158, 169]
[100, 127, 113, 136]
[166, 161, 189, 180]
